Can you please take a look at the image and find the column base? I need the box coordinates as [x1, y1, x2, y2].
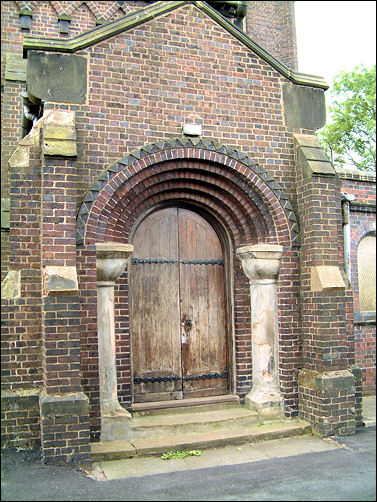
[101, 414, 132, 441]
[244, 388, 284, 420]
[100, 400, 132, 441]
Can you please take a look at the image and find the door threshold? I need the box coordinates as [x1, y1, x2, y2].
[131, 394, 239, 413]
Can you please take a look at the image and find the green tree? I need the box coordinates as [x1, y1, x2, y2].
[317, 65, 376, 171]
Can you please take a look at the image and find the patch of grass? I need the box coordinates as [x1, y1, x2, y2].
[161, 449, 202, 460]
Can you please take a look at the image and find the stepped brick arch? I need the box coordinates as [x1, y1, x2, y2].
[76, 137, 299, 247]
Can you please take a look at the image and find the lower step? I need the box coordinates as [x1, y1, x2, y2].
[91, 419, 312, 461]
[130, 407, 259, 439]
[132, 395, 240, 416]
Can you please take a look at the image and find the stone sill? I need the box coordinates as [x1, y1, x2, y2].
[354, 311, 376, 325]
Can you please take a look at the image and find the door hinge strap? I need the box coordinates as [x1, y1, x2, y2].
[132, 258, 224, 265]
[134, 371, 228, 384]
[134, 375, 181, 384]
[132, 258, 177, 264]
[181, 259, 224, 265]
[184, 371, 228, 381]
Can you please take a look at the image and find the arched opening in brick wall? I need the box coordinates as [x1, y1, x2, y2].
[76, 141, 299, 426]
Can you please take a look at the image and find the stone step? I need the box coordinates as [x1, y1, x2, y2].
[91, 419, 312, 461]
[130, 406, 259, 439]
[132, 395, 240, 416]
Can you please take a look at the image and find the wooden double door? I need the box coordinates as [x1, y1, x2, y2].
[130, 207, 229, 402]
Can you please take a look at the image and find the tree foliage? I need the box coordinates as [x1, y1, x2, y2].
[317, 65, 376, 171]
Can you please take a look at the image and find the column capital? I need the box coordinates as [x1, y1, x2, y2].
[95, 243, 134, 283]
[236, 244, 283, 283]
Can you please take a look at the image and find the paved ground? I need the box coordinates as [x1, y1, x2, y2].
[1, 396, 376, 501]
[97, 434, 340, 480]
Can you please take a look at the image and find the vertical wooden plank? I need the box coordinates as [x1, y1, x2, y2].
[179, 209, 228, 398]
[130, 208, 182, 402]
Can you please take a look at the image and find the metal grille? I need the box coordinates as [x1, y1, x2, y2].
[358, 235, 376, 311]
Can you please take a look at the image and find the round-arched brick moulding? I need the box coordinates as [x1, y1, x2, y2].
[76, 138, 299, 248]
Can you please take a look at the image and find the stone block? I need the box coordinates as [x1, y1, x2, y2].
[283, 84, 326, 130]
[313, 370, 355, 392]
[5, 54, 27, 81]
[304, 159, 335, 178]
[43, 266, 79, 296]
[1, 388, 41, 410]
[19, 123, 41, 146]
[40, 391, 89, 417]
[27, 51, 87, 104]
[44, 125, 77, 141]
[297, 149, 335, 179]
[42, 110, 77, 157]
[311, 265, 345, 292]
[299, 146, 330, 162]
[8, 146, 29, 168]
[1, 198, 10, 229]
[43, 139, 77, 157]
[293, 133, 319, 148]
[1, 270, 21, 299]
[44, 110, 75, 127]
[182, 123, 202, 136]
[101, 415, 133, 442]
[294, 133, 336, 179]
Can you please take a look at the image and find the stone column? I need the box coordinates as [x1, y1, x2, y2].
[96, 243, 134, 441]
[236, 244, 284, 418]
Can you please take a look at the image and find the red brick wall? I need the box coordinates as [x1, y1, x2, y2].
[355, 325, 376, 394]
[245, 1, 298, 70]
[1, 141, 43, 394]
[340, 173, 376, 394]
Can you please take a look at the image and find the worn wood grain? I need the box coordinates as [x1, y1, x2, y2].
[130, 207, 228, 403]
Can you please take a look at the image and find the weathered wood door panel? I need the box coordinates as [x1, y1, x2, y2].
[130, 207, 228, 402]
[131, 208, 182, 402]
[179, 209, 228, 398]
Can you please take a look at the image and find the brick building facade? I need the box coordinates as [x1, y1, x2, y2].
[1, 1, 375, 465]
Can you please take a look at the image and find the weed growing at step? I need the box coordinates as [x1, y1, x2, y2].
[161, 450, 202, 460]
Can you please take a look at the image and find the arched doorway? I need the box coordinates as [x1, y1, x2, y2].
[130, 206, 229, 403]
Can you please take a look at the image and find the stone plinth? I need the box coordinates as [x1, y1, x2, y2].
[96, 243, 134, 441]
[237, 244, 284, 418]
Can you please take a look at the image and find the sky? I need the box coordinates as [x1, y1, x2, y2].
[295, 1, 376, 166]
[295, 1, 376, 87]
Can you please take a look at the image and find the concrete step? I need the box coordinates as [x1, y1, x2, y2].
[132, 395, 240, 416]
[91, 419, 312, 461]
[130, 406, 259, 439]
